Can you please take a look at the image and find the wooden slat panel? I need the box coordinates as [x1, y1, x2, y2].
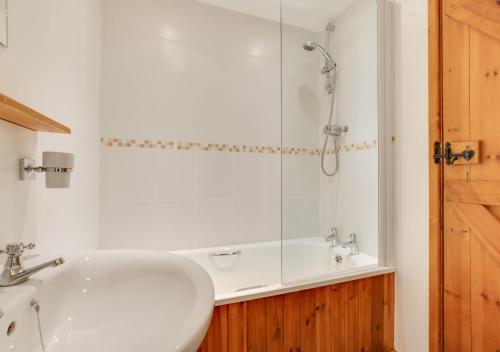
[299, 289, 317, 352]
[345, 281, 360, 351]
[359, 277, 373, 351]
[443, 206, 471, 351]
[247, 299, 267, 352]
[371, 275, 385, 351]
[451, 203, 500, 261]
[331, 283, 346, 352]
[198, 274, 395, 351]
[265, 295, 284, 352]
[446, 181, 500, 205]
[218, 305, 228, 352]
[206, 306, 224, 352]
[0, 92, 71, 133]
[315, 286, 332, 352]
[383, 273, 395, 352]
[470, 236, 500, 351]
[228, 302, 247, 351]
[283, 291, 301, 352]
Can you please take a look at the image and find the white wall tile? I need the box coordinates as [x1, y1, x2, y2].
[233, 153, 267, 199]
[105, 148, 157, 201]
[156, 201, 196, 250]
[195, 198, 234, 248]
[157, 150, 197, 201]
[264, 196, 281, 241]
[100, 201, 157, 250]
[233, 198, 267, 244]
[282, 197, 319, 239]
[264, 154, 281, 199]
[196, 151, 233, 199]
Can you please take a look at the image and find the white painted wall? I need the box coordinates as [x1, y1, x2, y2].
[393, 0, 429, 350]
[0, 0, 101, 252]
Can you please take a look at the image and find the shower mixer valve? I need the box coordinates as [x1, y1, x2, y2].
[323, 124, 348, 136]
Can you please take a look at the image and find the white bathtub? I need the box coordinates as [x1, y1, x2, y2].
[174, 237, 395, 306]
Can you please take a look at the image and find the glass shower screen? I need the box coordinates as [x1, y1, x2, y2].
[281, 0, 380, 283]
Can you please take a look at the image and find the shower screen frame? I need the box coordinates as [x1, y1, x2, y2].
[376, 0, 395, 268]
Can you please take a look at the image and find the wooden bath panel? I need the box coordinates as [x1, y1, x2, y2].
[198, 273, 395, 352]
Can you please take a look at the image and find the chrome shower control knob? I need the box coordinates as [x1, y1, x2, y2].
[323, 124, 349, 136]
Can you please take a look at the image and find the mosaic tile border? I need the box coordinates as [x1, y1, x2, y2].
[100, 137, 377, 155]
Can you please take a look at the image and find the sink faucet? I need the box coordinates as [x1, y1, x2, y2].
[0, 242, 65, 287]
[341, 233, 360, 255]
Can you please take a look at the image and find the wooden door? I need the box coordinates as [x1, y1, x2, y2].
[433, 0, 500, 350]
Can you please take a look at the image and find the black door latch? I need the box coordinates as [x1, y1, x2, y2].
[433, 141, 475, 165]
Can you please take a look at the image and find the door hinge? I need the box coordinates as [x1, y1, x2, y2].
[433, 141, 475, 165]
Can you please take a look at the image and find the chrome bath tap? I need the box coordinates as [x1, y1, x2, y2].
[0, 242, 65, 287]
[325, 229, 360, 255]
[341, 233, 360, 255]
[324, 227, 340, 247]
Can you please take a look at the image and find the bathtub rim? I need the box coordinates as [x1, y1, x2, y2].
[213, 264, 395, 306]
[173, 238, 394, 306]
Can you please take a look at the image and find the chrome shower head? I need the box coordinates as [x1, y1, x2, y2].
[303, 41, 317, 51]
[302, 41, 335, 67]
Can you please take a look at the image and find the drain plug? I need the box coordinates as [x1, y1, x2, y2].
[334, 255, 343, 264]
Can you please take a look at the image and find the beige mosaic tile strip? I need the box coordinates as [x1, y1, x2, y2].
[101, 138, 377, 155]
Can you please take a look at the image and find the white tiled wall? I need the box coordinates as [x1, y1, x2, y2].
[99, 0, 322, 250]
[100, 0, 380, 253]
[100, 147, 281, 249]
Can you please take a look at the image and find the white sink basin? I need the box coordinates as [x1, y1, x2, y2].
[0, 251, 214, 352]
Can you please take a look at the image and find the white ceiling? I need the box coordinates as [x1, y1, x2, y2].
[196, 0, 356, 32]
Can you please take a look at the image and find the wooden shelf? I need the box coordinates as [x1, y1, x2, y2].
[0, 92, 71, 133]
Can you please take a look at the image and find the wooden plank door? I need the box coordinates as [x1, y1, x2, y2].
[438, 0, 500, 350]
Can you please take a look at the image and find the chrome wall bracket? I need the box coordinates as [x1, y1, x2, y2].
[19, 158, 37, 180]
[19, 158, 73, 181]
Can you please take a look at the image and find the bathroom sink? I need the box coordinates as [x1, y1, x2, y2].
[0, 251, 214, 352]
